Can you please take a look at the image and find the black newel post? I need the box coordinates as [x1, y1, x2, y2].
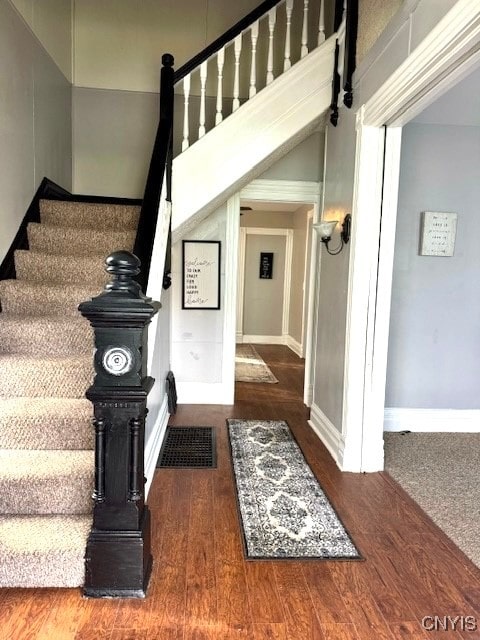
[79, 251, 160, 598]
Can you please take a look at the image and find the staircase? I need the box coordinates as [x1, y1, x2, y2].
[0, 199, 139, 587]
[0, 0, 354, 590]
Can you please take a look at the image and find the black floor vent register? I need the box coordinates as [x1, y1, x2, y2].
[157, 427, 216, 468]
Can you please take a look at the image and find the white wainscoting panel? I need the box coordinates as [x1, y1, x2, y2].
[144, 394, 169, 498]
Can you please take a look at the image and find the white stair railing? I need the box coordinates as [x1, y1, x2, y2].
[175, 0, 328, 154]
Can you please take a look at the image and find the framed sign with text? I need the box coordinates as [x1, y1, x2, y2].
[259, 252, 274, 279]
[182, 240, 221, 310]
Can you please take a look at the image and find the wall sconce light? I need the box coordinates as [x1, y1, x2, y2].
[313, 214, 351, 255]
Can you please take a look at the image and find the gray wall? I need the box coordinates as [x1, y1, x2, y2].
[72, 87, 158, 198]
[289, 207, 310, 345]
[73, 83, 325, 198]
[385, 122, 480, 409]
[313, 108, 356, 428]
[243, 234, 286, 337]
[260, 131, 325, 182]
[0, 0, 72, 264]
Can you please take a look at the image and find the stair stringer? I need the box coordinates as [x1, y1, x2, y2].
[171, 35, 336, 241]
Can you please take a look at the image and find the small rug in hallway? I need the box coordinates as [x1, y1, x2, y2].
[228, 419, 360, 559]
[235, 345, 278, 383]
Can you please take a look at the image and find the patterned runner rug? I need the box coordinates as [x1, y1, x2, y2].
[228, 419, 361, 559]
[235, 344, 278, 383]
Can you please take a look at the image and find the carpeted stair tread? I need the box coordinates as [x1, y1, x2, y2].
[0, 354, 93, 398]
[0, 450, 94, 515]
[0, 398, 93, 450]
[40, 199, 140, 231]
[0, 514, 91, 587]
[14, 250, 109, 286]
[0, 314, 93, 356]
[27, 222, 136, 256]
[0, 280, 101, 316]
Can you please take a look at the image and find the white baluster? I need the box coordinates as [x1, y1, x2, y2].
[301, 0, 309, 58]
[249, 21, 259, 98]
[284, 0, 294, 71]
[318, 0, 326, 44]
[232, 35, 242, 112]
[182, 74, 191, 152]
[198, 61, 207, 138]
[216, 47, 225, 125]
[266, 7, 276, 85]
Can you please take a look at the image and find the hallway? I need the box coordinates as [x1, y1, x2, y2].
[1, 346, 479, 639]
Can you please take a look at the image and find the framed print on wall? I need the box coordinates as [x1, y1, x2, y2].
[259, 252, 274, 279]
[182, 240, 221, 310]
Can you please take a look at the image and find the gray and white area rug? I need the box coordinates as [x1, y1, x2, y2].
[228, 419, 360, 559]
[235, 344, 278, 383]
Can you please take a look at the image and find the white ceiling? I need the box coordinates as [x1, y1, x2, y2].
[413, 65, 480, 127]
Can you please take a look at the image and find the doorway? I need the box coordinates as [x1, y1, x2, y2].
[341, 4, 480, 472]
[232, 179, 321, 406]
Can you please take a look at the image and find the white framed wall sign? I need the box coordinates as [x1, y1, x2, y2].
[419, 211, 458, 257]
[182, 240, 221, 310]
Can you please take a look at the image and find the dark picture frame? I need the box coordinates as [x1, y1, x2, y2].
[259, 252, 274, 279]
[182, 240, 221, 310]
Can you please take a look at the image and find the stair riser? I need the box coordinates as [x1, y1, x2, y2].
[0, 359, 93, 398]
[40, 200, 140, 231]
[0, 282, 101, 316]
[0, 421, 93, 450]
[0, 477, 93, 515]
[0, 549, 86, 588]
[14, 251, 108, 286]
[0, 320, 93, 356]
[27, 223, 136, 256]
[0, 515, 91, 588]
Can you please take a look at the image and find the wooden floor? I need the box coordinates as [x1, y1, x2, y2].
[2, 345, 480, 639]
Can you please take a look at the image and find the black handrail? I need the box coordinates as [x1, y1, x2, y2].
[174, 0, 285, 83]
[330, 0, 358, 125]
[329, 0, 344, 126]
[343, 0, 358, 108]
[133, 53, 174, 293]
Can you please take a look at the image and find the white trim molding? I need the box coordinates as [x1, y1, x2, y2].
[286, 335, 302, 357]
[241, 179, 322, 203]
[243, 334, 286, 345]
[364, 0, 480, 127]
[144, 394, 169, 498]
[384, 408, 480, 433]
[308, 403, 343, 466]
[239, 178, 322, 407]
[222, 194, 241, 405]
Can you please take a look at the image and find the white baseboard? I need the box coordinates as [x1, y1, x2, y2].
[286, 335, 303, 357]
[144, 394, 169, 498]
[241, 334, 303, 357]
[308, 402, 343, 467]
[384, 408, 480, 433]
[177, 381, 234, 405]
[243, 334, 285, 345]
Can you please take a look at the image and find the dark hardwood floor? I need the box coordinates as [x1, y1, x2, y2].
[1, 344, 480, 639]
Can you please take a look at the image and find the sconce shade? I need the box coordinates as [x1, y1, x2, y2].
[314, 214, 352, 256]
[313, 220, 338, 240]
